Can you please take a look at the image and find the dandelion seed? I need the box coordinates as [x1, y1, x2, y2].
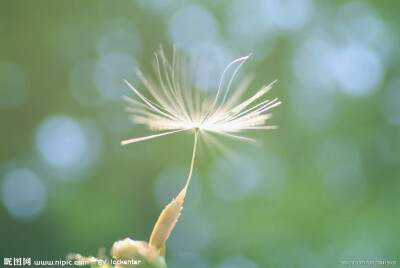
[122, 45, 280, 182]
[121, 45, 281, 255]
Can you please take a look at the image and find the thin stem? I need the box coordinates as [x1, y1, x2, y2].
[148, 129, 199, 253]
[184, 128, 199, 190]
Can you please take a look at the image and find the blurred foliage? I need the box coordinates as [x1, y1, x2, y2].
[1, 0, 399, 267]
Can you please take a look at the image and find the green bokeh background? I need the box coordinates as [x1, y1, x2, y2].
[1, 1, 399, 267]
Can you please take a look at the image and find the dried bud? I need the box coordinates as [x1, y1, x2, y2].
[111, 238, 166, 268]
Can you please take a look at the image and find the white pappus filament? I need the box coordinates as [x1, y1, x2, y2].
[121, 46, 281, 147]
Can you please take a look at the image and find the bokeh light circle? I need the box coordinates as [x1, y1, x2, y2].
[155, 166, 201, 209]
[169, 6, 219, 50]
[168, 213, 210, 252]
[293, 39, 335, 89]
[290, 84, 337, 129]
[2, 169, 46, 219]
[332, 45, 383, 96]
[315, 138, 361, 175]
[253, 150, 287, 199]
[95, 52, 138, 100]
[35, 116, 102, 180]
[261, 0, 314, 31]
[228, 0, 275, 57]
[209, 155, 260, 201]
[322, 165, 366, 210]
[36, 116, 87, 167]
[97, 28, 141, 60]
[70, 60, 104, 106]
[190, 43, 236, 92]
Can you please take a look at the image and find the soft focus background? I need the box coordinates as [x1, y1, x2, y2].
[1, 0, 399, 267]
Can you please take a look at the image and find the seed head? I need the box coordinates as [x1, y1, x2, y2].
[121, 46, 281, 145]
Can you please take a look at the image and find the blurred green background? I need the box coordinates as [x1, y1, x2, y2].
[1, 0, 399, 267]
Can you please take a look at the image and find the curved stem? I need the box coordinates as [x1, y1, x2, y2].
[148, 128, 200, 254]
[184, 129, 199, 190]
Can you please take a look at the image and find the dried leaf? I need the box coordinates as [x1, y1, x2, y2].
[149, 186, 187, 252]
